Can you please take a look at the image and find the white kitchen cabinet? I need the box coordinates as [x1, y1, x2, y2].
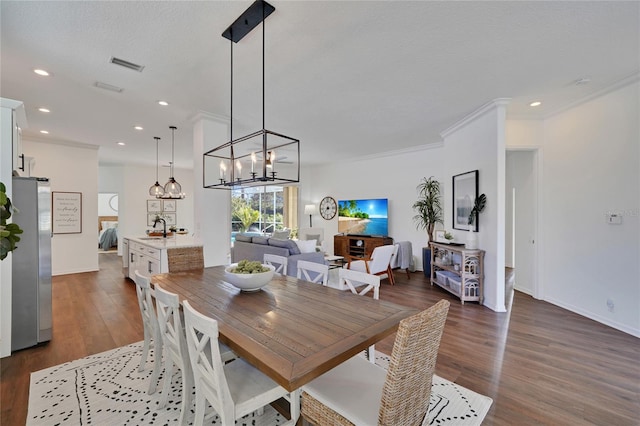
[122, 236, 203, 279]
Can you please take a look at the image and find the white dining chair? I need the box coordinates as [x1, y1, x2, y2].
[263, 253, 288, 275]
[133, 270, 163, 395]
[338, 268, 381, 362]
[153, 284, 194, 424]
[182, 300, 296, 426]
[296, 260, 329, 285]
[301, 300, 450, 426]
[346, 244, 396, 285]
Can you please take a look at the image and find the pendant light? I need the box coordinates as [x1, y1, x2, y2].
[163, 125, 184, 198]
[148, 136, 165, 197]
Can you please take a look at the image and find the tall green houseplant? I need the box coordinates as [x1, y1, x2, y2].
[412, 176, 443, 243]
[0, 182, 24, 260]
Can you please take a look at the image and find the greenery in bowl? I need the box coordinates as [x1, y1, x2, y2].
[228, 259, 270, 274]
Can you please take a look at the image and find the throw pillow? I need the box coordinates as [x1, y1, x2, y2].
[235, 234, 252, 242]
[252, 236, 270, 245]
[295, 239, 317, 254]
[305, 233, 320, 242]
[271, 229, 291, 240]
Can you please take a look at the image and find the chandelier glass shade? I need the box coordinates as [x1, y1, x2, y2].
[148, 136, 165, 197]
[203, 0, 299, 190]
[162, 125, 185, 199]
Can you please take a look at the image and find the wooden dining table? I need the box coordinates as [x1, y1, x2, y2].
[152, 265, 418, 421]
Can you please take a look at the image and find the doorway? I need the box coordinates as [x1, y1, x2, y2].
[505, 149, 540, 300]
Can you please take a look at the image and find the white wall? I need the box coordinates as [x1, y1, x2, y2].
[23, 138, 99, 275]
[506, 79, 640, 336]
[100, 164, 195, 256]
[301, 101, 508, 313]
[440, 100, 508, 312]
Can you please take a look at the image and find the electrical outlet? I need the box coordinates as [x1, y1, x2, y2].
[606, 298, 615, 313]
[606, 214, 622, 225]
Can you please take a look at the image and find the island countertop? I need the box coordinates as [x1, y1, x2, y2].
[126, 235, 203, 249]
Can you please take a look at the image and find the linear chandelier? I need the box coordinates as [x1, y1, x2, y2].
[203, 0, 300, 190]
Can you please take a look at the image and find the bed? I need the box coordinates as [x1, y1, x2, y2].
[98, 216, 118, 251]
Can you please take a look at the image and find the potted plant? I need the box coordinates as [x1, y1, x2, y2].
[466, 193, 486, 249]
[412, 177, 443, 274]
[0, 182, 24, 260]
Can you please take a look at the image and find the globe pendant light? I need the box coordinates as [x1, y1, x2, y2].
[148, 136, 165, 197]
[163, 125, 183, 198]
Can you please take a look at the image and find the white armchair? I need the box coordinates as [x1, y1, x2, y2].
[346, 244, 396, 285]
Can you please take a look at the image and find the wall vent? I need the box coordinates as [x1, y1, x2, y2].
[94, 81, 124, 93]
[109, 56, 145, 72]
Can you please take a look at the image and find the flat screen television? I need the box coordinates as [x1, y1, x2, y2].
[338, 198, 388, 237]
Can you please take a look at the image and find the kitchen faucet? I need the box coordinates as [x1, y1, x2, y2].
[153, 216, 167, 238]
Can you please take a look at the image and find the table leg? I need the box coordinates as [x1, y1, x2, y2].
[290, 388, 301, 424]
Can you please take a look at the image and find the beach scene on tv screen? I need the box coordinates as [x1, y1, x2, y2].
[338, 199, 388, 235]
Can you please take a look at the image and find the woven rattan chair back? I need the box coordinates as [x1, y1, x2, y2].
[378, 299, 450, 425]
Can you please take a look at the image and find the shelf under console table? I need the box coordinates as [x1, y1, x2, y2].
[429, 242, 484, 304]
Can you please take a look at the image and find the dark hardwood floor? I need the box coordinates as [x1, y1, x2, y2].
[2, 254, 639, 425]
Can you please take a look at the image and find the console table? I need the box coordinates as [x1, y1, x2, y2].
[334, 235, 393, 259]
[430, 242, 484, 304]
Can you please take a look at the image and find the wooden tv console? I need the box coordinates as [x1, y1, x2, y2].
[334, 235, 393, 259]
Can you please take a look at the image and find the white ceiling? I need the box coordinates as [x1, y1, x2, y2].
[1, 1, 638, 169]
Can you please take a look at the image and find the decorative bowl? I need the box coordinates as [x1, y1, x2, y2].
[224, 263, 275, 292]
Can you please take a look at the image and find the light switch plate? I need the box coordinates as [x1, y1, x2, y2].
[606, 214, 622, 225]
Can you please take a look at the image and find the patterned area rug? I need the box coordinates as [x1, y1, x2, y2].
[28, 341, 492, 425]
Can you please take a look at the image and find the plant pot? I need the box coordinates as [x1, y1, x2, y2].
[465, 231, 478, 249]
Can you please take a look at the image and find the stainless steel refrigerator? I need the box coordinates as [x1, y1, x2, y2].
[11, 177, 52, 351]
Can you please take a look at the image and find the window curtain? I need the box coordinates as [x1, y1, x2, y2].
[283, 186, 298, 232]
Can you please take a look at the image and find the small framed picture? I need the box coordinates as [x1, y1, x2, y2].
[147, 213, 160, 227]
[162, 199, 176, 212]
[147, 199, 161, 213]
[435, 230, 446, 243]
[163, 213, 177, 226]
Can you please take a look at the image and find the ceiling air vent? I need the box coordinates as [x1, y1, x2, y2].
[94, 81, 124, 93]
[109, 56, 145, 72]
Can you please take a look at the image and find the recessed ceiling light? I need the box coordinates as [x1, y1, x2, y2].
[40, 130, 49, 134]
[117, 142, 126, 146]
[134, 126, 143, 131]
[38, 107, 50, 113]
[529, 101, 542, 107]
[33, 69, 50, 76]
[158, 100, 169, 106]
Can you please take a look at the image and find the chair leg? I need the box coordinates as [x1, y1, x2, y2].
[368, 345, 376, 364]
[139, 328, 151, 372]
[148, 338, 162, 395]
[178, 362, 194, 426]
[158, 357, 174, 409]
[405, 268, 410, 279]
[387, 266, 396, 285]
[193, 391, 206, 426]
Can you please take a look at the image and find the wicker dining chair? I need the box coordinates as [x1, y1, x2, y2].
[301, 299, 450, 426]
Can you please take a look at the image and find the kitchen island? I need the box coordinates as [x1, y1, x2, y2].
[122, 235, 204, 279]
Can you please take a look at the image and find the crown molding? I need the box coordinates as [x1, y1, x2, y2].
[191, 110, 229, 125]
[544, 71, 640, 119]
[23, 135, 99, 150]
[440, 98, 511, 139]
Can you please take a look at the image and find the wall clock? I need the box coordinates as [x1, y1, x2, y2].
[319, 196, 337, 220]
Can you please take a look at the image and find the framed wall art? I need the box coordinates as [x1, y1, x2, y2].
[147, 199, 161, 213]
[162, 213, 177, 226]
[162, 199, 176, 212]
[52, 191, 82, 234]
[452, 170, 478, 231]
